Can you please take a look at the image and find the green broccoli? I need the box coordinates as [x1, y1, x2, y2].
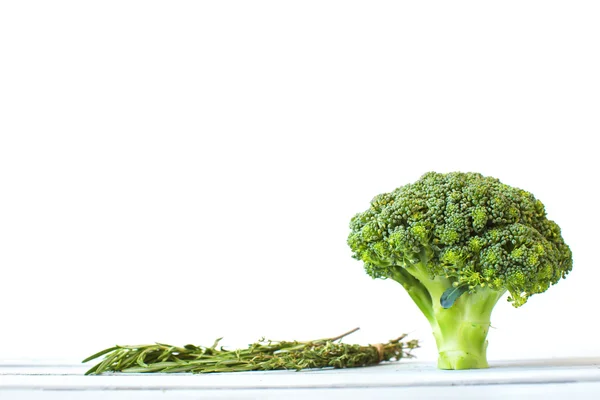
[348, 172, 572, 370]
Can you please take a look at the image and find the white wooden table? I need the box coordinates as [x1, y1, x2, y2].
[1, 358, 599, 399]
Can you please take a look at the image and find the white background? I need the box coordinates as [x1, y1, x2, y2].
[0, 1, 598, 364]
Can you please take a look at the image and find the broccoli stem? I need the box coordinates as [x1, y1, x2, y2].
[431, 289, 502, 369]
[390, 267, 434, 323]
[391, 264, 505, 370]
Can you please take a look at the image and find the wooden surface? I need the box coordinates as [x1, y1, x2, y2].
[1, 358, 600, 399]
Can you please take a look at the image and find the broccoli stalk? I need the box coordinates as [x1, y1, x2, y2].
[432, 288, 503, 370]
[391, 258, 505, 369]
[393, 263, 504, 368]
[348, 172, 572, 370]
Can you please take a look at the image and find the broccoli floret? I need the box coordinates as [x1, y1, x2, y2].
[348, 172, 572, 369]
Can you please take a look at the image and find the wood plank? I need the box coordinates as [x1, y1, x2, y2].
[2, 358, 600, 389]
[1, 383, 600, 400]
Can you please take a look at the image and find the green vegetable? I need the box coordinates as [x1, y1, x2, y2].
[440, 284, 469, 309]
[83, 328, 419, 375]
[348, 172, 572, 370]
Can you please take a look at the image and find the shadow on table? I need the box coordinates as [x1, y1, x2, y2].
[491, 357, 600, 369]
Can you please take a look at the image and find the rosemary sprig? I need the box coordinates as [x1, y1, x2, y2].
[83, 328, 419, 375]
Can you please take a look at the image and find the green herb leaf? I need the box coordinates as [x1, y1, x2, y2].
[82, 328, 419, 375]
[440, 284, 469, 309]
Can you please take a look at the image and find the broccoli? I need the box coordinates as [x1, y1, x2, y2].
[347, 172, 572, 370]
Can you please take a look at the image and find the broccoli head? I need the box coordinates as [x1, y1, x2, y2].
[348, 172, 572, 369]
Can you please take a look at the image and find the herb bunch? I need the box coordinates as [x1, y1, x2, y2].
[83, 328, 418, 375]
